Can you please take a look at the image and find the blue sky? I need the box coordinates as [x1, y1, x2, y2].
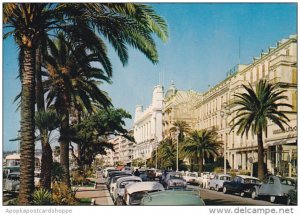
[2, 3, 297, 151]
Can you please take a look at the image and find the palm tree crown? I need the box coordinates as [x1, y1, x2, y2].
[182, 129, 222, 173]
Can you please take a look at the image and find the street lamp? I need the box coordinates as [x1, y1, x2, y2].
[175, 127, 180, 172]
[155, 139, 158, 170]
[220, 105, 230, 175]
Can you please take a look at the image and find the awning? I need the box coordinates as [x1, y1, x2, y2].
[266, 137, 297, 147]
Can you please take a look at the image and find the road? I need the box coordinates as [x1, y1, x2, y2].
[187, 185, 284, 206]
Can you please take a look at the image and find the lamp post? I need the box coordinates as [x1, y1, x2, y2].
[155, 142, 158, 170]
[176, 127, 180, 172]
[220, 105, 230, 175]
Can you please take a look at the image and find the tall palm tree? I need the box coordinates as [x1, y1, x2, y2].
[43, 34, 112, 186]
[182, 129, 222, 173]
[4, 3, 168, 204]
[230, 80, 292, 180]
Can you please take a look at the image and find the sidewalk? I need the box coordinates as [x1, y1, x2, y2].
[75, 177, 114, 206]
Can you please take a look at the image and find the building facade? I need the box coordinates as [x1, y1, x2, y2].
[195, 35, 297, 177]
[162, 81, 202, 138]
[133, 85, 164, 161]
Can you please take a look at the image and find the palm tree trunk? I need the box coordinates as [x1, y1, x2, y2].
[19, 47, 36, 205]
[198, 152, 204, 173]
[40, 137, 53, 189]
[60, 106, 71, 187]
[35, 47, 53, 190]
[257, 131, 265, 180]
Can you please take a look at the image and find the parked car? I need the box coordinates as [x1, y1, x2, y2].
[145, 169, 156, 181]
[251, 175, 296, 204]
[141, 189, 206, 206]
[121, 166, 132, 174]
[109, 173, 133, 195]
[3, 166, 20, 179]
[123, 181, 165, 205]
[161, 171, 187, 189]
[113, 176, 142, 204]
[208, 174, 231, 191]
[223, 175, 261, 197]
[103, 167, 117, 178]
[107, 172, 132, 188]
[183, 171, 199, 185]
[138, 170, 148, 181]
[4, 172, 20, 192]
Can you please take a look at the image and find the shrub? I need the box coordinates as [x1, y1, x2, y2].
[238, 169, 251, 176]
[214, 167, 224, 173]
[7, 198, 19, 205]
[52, 182, 79, 205]
[32, 188, 52, 205]
[52, 162, 64, 182]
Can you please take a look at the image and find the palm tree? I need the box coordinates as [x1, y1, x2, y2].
[43, 34, 112, 186]
[35, 110, 59, 189]
[182, 129, 222, 173]
[230, 80, 292, 180]
[4, 3, 168, 204]
[170, 120, 190, 142]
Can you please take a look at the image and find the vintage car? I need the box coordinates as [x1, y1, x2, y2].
[141, 190, 206, 206]
[223, 175, 261, 197]
[107, 172, 132, 189]
[123, 181, 165, 205]
[251, 175, 296, 204]
[161, 171, 187, 189]
[183, 171, 199, 185]
[102, 167, 117, 178]
[208, 174, 231, 191]
[113, 176, 142, 204]
[109, 173, 133, 194]
[4, 172, 20, 192]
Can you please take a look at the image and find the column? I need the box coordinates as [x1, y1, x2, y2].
[242, 153, 246, 170]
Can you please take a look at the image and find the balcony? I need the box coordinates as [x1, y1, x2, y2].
[269, 55, 297, 68]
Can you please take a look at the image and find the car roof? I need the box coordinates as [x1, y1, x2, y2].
[116, 176, 142, 185]
[216, 174, 231, 177]
[141, 190, 205, 206]
[125, 182, 164, 194]
[237, 175, 260, 180]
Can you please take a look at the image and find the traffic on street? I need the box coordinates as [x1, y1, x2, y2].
[99, 166, 296, 206]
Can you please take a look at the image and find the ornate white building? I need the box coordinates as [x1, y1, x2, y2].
[133, 85, 164, 161]
[195, 35, 297, 177]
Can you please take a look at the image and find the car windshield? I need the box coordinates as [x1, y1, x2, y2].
[244, 179, 260, 184]
[280, 179, 296, 186]
[170, 173, 183, 179]
[8, 174, 20, 180]
[189, 173, 197, 177]
[220, 176, 231, 180]
[120, 180, 140, 189]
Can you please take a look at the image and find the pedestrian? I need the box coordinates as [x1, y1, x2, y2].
[134, 169, 140, 177]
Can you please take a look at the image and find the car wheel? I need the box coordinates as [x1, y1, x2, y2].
[116, 197, 123, 206]
[270, 196, 276, 203]
[251, 190, 256, 199]
[223, 186, 227, 194]
[240, 192, 245, 197]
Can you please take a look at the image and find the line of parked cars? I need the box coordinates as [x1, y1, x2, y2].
[101, 167, 205, 206]
[203, 172, 297, 205]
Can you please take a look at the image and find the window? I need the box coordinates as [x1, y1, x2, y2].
[286, 48, 290, 56]
[269, 177, 274, 184]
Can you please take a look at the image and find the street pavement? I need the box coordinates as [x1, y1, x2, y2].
[187, 185, 284, 206]
[75, 177, 113, 205]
